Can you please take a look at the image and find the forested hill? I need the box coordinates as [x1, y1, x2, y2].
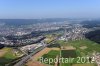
[0, 18, 69, 26]
[85, 30, 100, 44]
[81, 20, 100, 28]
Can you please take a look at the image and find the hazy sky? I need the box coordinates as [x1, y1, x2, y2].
[0, 0, 100, 19]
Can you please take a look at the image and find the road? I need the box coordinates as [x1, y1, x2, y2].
[13, 36, 60, 66]
[14, 46, 45, 66]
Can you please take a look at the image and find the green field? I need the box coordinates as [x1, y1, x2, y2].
[40, 50, 60, 65]
[56, 39, 100, 55]
[55, 39, 99, 66]
[0, 48, 19, 66]
[39, 38, 99, 66]
[61, 50, 77, 58]
[72, 63, 96, 66]
[61, 50, 81, 66]
[67, 39, 100, 55]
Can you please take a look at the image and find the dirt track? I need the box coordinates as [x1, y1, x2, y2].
[0, 50, 6, 57]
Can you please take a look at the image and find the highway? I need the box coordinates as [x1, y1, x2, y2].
[13, 36, 60, 66]
[14, 46, 45, 66]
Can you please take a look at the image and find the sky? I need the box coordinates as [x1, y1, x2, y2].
[0, 0, 100, 19]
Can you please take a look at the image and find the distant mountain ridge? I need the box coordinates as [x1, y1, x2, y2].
[0, 18, 70, 26]
[0, 18, 85, 26]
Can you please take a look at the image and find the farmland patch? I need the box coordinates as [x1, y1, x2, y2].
[61, 50, 77, 58]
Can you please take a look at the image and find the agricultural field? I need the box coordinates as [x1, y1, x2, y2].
[39, 50, 60, 65]
[61, 63, 71, 66]
[61, 50, 81, 66]
[44, 34, 60, 44]
[55, 39, 98, 66]
[55, 40, 68, 46]
[38, 38, 99, 66]
[61, 50, 77, 58]
[0, 48, 21, 66]
[56, 39, 100, 55]
[61, 50, 77, 66]
[67, 39, 100, 55]
[72, 63, 96, 66]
